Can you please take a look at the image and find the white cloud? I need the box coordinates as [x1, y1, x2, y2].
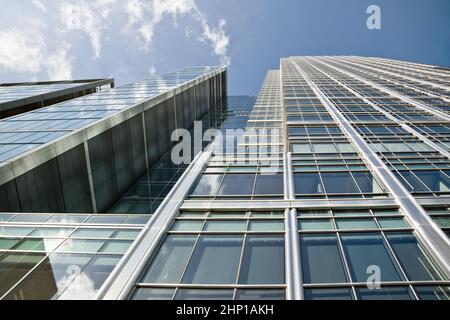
[124, 0, 197, 45]
[197, 17, 230, 65]
[32, 0, 47, 13]
[60, 0, 117, 59]
[0, 0, 230, 82]
[0, 29, 45, 74]
[0, 29, 73, 80]
[46, 44, 74, 80]
[57, 269, 97, 300]
[149, 65, 157, 75]
[0, 29, 46, 73]
[123, 0, 231, 65]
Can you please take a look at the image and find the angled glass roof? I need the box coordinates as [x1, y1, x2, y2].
[0, 82, 90, 105]
[0, 66, 222, 163]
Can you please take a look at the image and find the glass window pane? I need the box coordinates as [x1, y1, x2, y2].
[299, 219, 334, 231]
[182, 235, 243, 284]
[191, 174, 223, 196]
[414, 286, 450, 300]
[321, 172, 360, 194]
[111, 229, 141, 239]
[0, 214, 14, 222]
[298, 210, 331, 217]
[204, 221, 247, 232]
[236, 289, 285, 300]
[312, 143, 338, 153]
[131, 288, 175, 300]
[248, 221, 284, 232]
[433, 217, 450, 228]
[3, 253, 121, 300]
[300, 234, 348, 284]
[304, 288, 354, 300]
[377, 218, 409, 229]
[238, 236, 284, 284]
[72, 229, 115, 238]
[336, 143, 356, 153]
[334, 210, 371, 217]
[171, 221, 204, 232]
[394, 171, 429, 192]
[0, 238, 20, 250]
[29, 227, 75, 238]
[340, 233, 404, 282]
[356, 287, 415, 300]
[0, 226, 34, 237]
[383, 143, 412, 152]
[413, 171, 450, 192]
[101, 240, 132, 254]
[83, 215, 127, 225]
[209, 211, 247, 218]
[386, 232, 442, 281]
[57, 239, 106, 253]
[253, 174, 283, 195]
[10, 214, 51, 223]
[335, 219, 378, 230]
[218, 174, 255, 195]
[142, 235, 196, 283]
[294, 173, 324, 194]
[46, 214, 88, 224]
[250, 211, 284, 217]
[353, 172, 384, 193]
[292, 144, 312, 154]
[14, 239, 62, 252]
[122, 215, 151, 225]
[178, 211, 208, 218]
[372, 209, 400, 216]
[175, 289, 234, 300]
[0, 252, 45, 297]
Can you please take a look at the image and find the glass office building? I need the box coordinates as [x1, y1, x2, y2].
[0, 79, 114, 119]
[1, 57, 450, 300]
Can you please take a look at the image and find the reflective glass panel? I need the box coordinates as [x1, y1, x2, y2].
[238, 236, 284, 284]
[142, 235, 196, 283]
[300, 234, 348, 284]
[182, 236, 243, 284]
[340, 233, 404, 282]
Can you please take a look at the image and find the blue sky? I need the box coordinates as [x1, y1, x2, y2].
[0, 0, 449, 95]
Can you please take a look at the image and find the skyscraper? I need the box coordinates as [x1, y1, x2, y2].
[0, 57, 449, 300]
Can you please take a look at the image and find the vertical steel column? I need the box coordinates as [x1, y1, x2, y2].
[280, 61, 304, 300]
[83, 140, 97, 213]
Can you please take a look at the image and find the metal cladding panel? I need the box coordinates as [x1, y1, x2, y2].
[166, 96, 176, 135]
[15, 158, 65, 212]
[111, 120, 135, 195]
[156, 100, 170, 155]
[57, 144, 93, 213]
[0, 180, 21, 211]
[144, 106, 160, 166]
[129, 115, 146, 180]
[0, 67, 226, 214]
[175, 92, 186, 129]
[88, 130, 119, 212]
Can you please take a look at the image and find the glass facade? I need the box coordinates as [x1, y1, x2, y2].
[127, 57, 450, 301]
[1, 57, 450, 300]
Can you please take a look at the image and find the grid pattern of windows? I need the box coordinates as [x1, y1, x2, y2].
[0, 82, 93, 104]
[0, 213, 146, 300]
[6, 57, 445, 300]
[298, 208, 448, 300]
[125, 57, 450, 300]
[132, 210, 285, 300]
[0, 67, 221, 163]
[110, 96, 257, 214]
